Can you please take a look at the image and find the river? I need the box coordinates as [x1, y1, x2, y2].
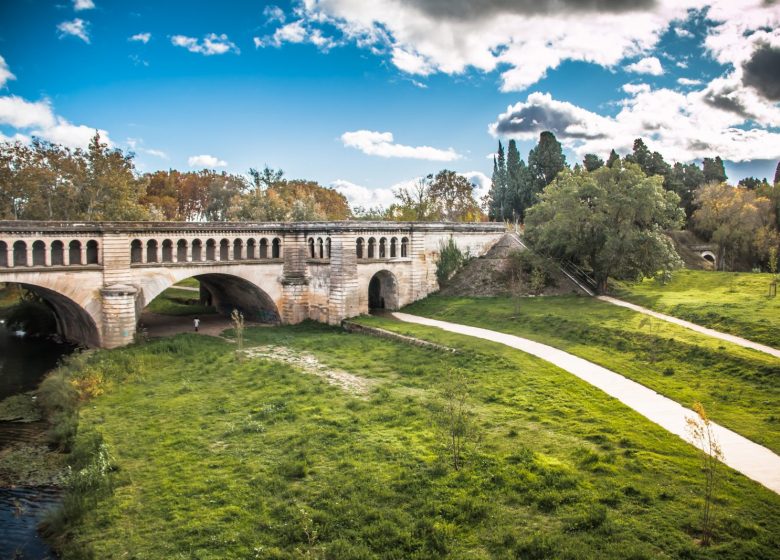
[0, 323, 74, 560]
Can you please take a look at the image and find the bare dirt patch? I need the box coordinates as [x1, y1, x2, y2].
[243, 345, 374, 396]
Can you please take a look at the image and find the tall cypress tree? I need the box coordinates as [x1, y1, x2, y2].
[703, 156, 727, 183]
[606, 149, 620, 168]
[506, 139, 522, 220]
[528, 131, 566, 194]
[774, 161, 780, 186]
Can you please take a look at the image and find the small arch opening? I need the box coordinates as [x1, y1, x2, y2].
[368, 270, 399, 311]
[367, 237, 376, 259]
[272, 238, 281, 259]
[206, 239, 216, 261]
[0, 241, 8, 267]
[246, 239, 256, 260]
[390, 237, 397, 258]
[130, 240, 143, 263]
[69, 240, 82, 265]
[356, 237, 364, 259]
[192, 239, 203, 262]
[145, 240, 158, 263]
[13, 241, 28, 267]
[86, 240, 99, 265]
[51, 240, 65, 266]
[177, 239, 188, 262]
[233, 239, 243, 260]
[32, 240, 46, 266]
[260, 238, 268, 259]
[219, 239, 230, 261]
[318, 237, 324, 259]
[379, 238, 386, 259]
[308, 237, 316, 259]
[401, 237, 409, 258]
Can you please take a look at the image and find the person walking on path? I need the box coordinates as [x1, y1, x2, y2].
[193, 317, 200, 332]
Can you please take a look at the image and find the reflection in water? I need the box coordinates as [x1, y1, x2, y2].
[1, 324, 74, 559]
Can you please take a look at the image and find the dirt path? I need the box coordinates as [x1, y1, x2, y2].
[139, 313, 235, 338]
[597, 295, 780, 359]
[391, 311, 780, 495]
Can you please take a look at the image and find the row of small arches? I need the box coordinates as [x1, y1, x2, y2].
[356, 237, 408, 259]
[307, 237, 332, 259]
[0, 239, 99, 268]
[130, 238, 282, 264]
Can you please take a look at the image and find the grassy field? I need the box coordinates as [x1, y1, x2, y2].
[50, 324, 779, 559]
[613, 270, 780, 348]
[386, 295, 780, 455]
[144, 282, 217, 317]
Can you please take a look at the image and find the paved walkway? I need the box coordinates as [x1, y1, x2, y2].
[391, 312, 780, 495]
[597, 296, 780, 359]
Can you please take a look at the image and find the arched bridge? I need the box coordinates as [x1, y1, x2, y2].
[0, 221, 504, 348]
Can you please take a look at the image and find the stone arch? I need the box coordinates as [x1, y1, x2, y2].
[233, 239, 243, 260]
[32, 240, 46, 266]
[86, 240, 99, 265]
[13, 282, 101, 347]
[192, 239, 203, 262]
[162, 239, 174, 263]
[368, 270, 399, 310]
[246, 238, 256, 259]
[13, 240, 27, 267]
[0, 240, 7, 267]
[379, 237, 386, 258]
[51, 240, 65, 266]
[272, 238, 281, 259]
[701, 251, 716, 267]
[69, 240, 82, 265]
[308, 237, 315, 258]
[146, 239, 157, 263]
[260, 238, 268, 258]
[326, 237, 331, 258]
[318, 237, 324, 259]
[131, 239, 143, 263]
[356, 237, 364, 259]
[206, 239, 216, 261]
[401, 237, 409, 258]
[177, 239, 188, 262]
[390, 237, 397, 258]
[219, 239, 230, 261]
[138, 272, 280, 324]
[368, 237, 376, 259]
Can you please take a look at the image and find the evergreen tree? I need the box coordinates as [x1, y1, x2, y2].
[606, 149, 620, 168]
[667, 162, 705, 220]
[506, 139, 523, 220]
[774, 161, 780, 186]
[528, 131, 566, 193]
[582, 154, 604, 172]
[738, 177, 769, 190]
[488, 141, 508, 220]
[703, 156, 727, 184]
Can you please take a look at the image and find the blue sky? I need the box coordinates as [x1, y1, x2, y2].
[1, 0, 779, 209]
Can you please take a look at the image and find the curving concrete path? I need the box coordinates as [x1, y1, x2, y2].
[391, 311, 780, 495]
[597, 295, 780, 359]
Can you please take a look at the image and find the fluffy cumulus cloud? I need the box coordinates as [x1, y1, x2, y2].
[264, 5, 286, 24]
[129, 32, 151, 44]
[171, 33, 240, 55]
[625, 56, 664, 75]
[341, 130, 461, 161]
[73, 0, 95, 10]
[188, 154, 227, 168]
[330, 179, 398, 209]
[0, 95, 111, 149]
[57, 18, 90, 43]
[490, 83, 780, 162]
[0, 55, 15, 88]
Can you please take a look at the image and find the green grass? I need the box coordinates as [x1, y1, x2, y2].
[614, 270, 780, 348]
[174, 277, 201, 288]
[388, 295, 780, 455]
[53, 324, 779, 558]
[144, 287, 216, 317]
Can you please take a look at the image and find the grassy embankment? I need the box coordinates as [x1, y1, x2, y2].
[371, 294, 780, 455]
[144, 278, 217, 317]
[46, 323, 779, 559]
[613, 270, 780, 348]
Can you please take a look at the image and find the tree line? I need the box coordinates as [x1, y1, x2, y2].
[487, 132, 780, 274]
[0, 133, 487, 224]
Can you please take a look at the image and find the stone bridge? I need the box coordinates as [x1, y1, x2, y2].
[0, 221, 503, 348]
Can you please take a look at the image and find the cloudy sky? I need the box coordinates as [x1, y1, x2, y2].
[1, 0, 779, 209]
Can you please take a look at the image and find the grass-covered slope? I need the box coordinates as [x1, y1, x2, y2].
[392, 295, 780, 455]
[53, 324, 779, 559]
[614, 270, 780, 348]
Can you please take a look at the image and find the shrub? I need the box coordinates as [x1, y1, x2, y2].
[436, 238, 464, 288]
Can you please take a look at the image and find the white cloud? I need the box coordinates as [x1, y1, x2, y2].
[188, 154, 227, 168]
[144, 148, 168, 159]
[73, 0, 94, 10]
[57, 18, 90, 43]
[130, 32, 151, 44]
[677, 77, 702, 86]
[625, 56, 664, 76]
[253, 37, 265, 48]
[341, 130, 461, 161]
[622, 83, 651, 95]
[272, 21, 307, 46]
[489, 83, 780, 164]
[171, 33, 239, 56]
[461, 171, 491, 202]
[330, 179, 397, 209]
[0, 56, 16, 89]
[0, 95, 110, 149]
[673, 26, 693, 38]
[126, 138, 167, 159]
[291, 1, 706, 91]
[264, 5, 286, 24]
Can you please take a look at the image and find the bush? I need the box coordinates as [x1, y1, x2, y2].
[436, 238, 465, 287]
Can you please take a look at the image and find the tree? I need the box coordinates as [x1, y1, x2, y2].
[248, 165, 284, 191]
[702, 156, 727, 184]
[686, 402, 722, 547]
[428, 169, 482, 222]
[667, 162, 705, 220]
[389, 174, 435, 221]
[487, 141, 508, 221]
[774, 161, 780, 186]
[525, 161, 684, 293]
[528, 131, 566, 193]
[582, 154, 604, 172]
[606, 149, 620, 168]
[738, 176, 769, 190]
[692, 182, 776, 270]
[436, 367, 477, 471]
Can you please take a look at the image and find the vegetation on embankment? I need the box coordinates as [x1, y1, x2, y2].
[143, 286, 216, 317]
[613, 270, 780, 348]
[44, 324, 780, 558]
[392, 295, 780, 455]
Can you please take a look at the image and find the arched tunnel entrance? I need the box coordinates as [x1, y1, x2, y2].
[368, 270, 399, 311]
[3, 283, 101, 347]
[138, 273, 280, 338]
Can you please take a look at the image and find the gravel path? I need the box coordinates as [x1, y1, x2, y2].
[597, 295, 780, 359]
[392, 311, 780, 495]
